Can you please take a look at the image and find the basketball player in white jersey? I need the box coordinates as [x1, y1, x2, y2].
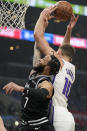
[34, 4, 79, 131]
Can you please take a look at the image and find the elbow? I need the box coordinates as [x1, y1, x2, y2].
[34, 31, 41, 40]
[34, 32, 43, 47]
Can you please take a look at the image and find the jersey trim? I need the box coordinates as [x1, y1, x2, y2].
[21, 117, 49, 126]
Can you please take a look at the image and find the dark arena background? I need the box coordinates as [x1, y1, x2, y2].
[0, 0, 87, 131]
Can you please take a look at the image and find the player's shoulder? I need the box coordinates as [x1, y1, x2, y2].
[63, 59, 75, 73]
[63, 59, 75, 67]
[40, 80, 52, 86]
[62, 60, 75, 81]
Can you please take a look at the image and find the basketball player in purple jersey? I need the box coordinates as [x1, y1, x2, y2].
[34, 4, 79, 131]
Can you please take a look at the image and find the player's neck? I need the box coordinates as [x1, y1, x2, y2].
[38, 70, 50, 76]
[62, 56, 70, 62]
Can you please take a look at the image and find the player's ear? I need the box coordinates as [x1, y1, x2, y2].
[69, 58, 72, 62]
[45, 66, 50, 74]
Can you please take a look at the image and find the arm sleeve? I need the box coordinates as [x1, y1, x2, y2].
[24, 88, 49, 101]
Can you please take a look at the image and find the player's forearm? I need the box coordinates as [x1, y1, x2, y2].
[62, 27, 72, 45]
[34, 17, 46, 40]
[19, 86, 24, 92]
[12, 83, 24, 92]
[34, 14, 54, 55]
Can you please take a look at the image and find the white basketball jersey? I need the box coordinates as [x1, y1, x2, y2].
[52, 60, 75, 108]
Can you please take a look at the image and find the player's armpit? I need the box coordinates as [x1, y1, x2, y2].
[3, 82, 24, 94]
[38, 80, 53, 98]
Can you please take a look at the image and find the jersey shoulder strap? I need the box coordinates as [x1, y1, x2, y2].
[35, 75, 51, 89]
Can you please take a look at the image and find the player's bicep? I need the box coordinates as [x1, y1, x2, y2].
[38, 80, 53, 98]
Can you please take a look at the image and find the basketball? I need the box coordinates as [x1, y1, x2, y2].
[54, 1, 73, 22]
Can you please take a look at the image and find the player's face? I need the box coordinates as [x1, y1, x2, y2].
[39, 55, 51, 66]
[33, 55, 51, 74]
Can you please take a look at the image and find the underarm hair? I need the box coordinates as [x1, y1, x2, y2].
[33, 43, 42, 67]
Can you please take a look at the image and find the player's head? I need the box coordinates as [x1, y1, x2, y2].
[57, 45, 75, 61]
[33, 55, 60, 75]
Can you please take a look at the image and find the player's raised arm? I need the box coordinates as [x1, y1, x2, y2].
[34, 5, 57, 56]
[62, 15, 79, 46]
[33, 43, 42, 67]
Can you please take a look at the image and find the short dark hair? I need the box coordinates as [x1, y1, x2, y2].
[59, 45, 75, 59]
[48, 55, 60, 75]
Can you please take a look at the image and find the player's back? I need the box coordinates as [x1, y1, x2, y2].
[52, 60, 75, 108]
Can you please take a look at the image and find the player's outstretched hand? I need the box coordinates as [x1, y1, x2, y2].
[67, 14, 79, 30]
[3, 82, 24, 94]
[38, 5, 57, 29]
[40, 4, 57, 21]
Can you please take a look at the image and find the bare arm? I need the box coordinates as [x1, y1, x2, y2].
[38, 80, 53, 98]
[3, 82, 24, 94]
[62, 15, 79, 46]
[34, 5, 64, 67]
[34, 5, 57, 56]
[33, 42, 42, 67]
[3, 81, 53, 100]
[0, 116, 7, 131]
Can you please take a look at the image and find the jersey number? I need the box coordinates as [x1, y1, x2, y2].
[24, 97, 29, 108]
[62, 77, 72, 98]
